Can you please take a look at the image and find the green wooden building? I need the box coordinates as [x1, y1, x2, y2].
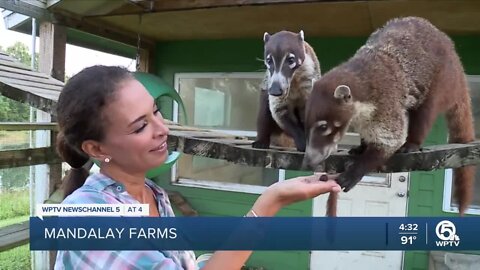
[2, 0, 480, 269]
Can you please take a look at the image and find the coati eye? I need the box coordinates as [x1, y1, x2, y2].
[318, 124, 327, 131]
[314, 120, 331, 136]
[287, 55, 296, 68]
[266, 56, 273, 67]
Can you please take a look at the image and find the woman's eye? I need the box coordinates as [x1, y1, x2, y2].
[134, 121, 148, 134]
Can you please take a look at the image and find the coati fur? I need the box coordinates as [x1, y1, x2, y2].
[252, 30, 321, 152]
[303, 17, 475, 215]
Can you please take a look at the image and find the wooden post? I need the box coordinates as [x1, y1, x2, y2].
[36, 21, 66, 270]
[137, 46, 155, 73]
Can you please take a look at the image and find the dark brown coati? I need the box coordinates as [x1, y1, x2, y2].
[303, 17, 476, 215]
[252, 30, 321, 152]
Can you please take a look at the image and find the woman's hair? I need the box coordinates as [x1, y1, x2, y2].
[56, 65, 133, 198]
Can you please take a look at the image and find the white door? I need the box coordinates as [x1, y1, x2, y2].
[310, 172, 409, 270]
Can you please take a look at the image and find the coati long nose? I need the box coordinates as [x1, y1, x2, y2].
[268, 81, 283, 96]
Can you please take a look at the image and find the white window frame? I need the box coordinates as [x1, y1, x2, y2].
[170, 72, 386, 193]
[442, 75, 480, 215]
[171, 72, 284, 194]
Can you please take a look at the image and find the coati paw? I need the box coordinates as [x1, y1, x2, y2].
[396, 142, 421, 153]
[336, 172, 362, 192]
[296, 142, 306, 152]
[348, 144, 366, 155]
[252, 141, 270, 149]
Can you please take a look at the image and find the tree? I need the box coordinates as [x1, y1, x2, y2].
[0, 42, 37, 122]
[5, 41, 38, 70]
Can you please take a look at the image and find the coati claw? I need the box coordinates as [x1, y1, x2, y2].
[252, 141, 270, 149]
[396, 142, 421, 153]
[337, 172, 362, 192]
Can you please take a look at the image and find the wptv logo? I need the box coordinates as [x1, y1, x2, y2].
[435, 220, 460, 247]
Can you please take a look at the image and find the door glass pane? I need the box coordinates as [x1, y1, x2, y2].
[174, 74, 279, 188]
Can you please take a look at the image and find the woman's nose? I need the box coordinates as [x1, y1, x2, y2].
[153, 114, 169, 136]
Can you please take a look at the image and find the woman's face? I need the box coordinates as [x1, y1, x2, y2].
[100, 78, 169, 175]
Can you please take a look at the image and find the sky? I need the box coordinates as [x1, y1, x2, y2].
[0, 14, 134, 77]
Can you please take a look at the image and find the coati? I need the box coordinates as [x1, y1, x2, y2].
[303, 17, 476, 215]
[252, 30, 321, 152]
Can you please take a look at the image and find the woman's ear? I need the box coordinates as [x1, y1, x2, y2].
[81, 140, 108, 161]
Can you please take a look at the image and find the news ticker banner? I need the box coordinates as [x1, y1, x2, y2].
[37, 204, 149, 217]
[30, 216, 479, 251]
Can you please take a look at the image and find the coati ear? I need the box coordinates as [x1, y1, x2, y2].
[264, 32, 270, 43]
[299, 30, 305, 41]
[334, 85, 352, 103]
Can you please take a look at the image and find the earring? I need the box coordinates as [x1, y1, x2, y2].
[104, 157, 111, 163]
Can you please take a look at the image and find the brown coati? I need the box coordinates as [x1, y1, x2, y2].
[303, 17, 476, 215]
[252, 30, 321, 152]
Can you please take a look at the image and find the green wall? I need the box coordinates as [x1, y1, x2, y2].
[154, 35, 480, 270]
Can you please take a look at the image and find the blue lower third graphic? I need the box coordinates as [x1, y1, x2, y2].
[29, 217, 480, 250]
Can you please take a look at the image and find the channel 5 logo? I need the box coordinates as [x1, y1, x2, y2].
[435, 220, 460, 247]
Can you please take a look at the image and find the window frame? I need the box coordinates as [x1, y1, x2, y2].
[171, 72, 284, 194]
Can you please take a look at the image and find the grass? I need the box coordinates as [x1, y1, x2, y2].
[0, 190, 31, 270]
[0, 130, 30, 150]
[0, 215, 29, 228]
[0, 189, 30, 220]
[0, 132, 34, 269]
[0, 244, 31, 270]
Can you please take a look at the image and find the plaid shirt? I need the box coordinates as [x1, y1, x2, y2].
[54, 173, 198, 270]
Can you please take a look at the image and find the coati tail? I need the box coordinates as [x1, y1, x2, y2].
[326, 192, 338, 217]
[445, 86, 476, 215]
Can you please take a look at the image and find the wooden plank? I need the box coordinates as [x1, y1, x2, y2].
[0, 59, 35, 72]
[0, 65, 51, 79]
[0, 54, 14, 62]
[0, 0, 50, 20]
[176, 130, 239, 139]
[95, 0, 345, 16]
[167, 131, 480, 172]
[4, 83, 60, 101]
[0, 77, 63, 91]
[53, 11, 155, 49]
[0, 147, 62, 169]
[217, 138, 254, 145]
[0, 82, 57, 114]
[0, 122, 58, 131]
[0, 221, 29, 252]
[0, 70, 64, 87]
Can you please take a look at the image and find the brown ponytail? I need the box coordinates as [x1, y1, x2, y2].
[56, 132, 90, 197]
[56, 65, 133, 198]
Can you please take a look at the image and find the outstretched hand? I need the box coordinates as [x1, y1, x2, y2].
[268, 174, 341, 207]
[251, 174, 341, 216]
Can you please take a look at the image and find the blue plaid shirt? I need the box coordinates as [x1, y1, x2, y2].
[54, 173, 197, 270]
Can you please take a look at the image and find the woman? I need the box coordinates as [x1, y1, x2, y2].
[54, 65, 341, 270]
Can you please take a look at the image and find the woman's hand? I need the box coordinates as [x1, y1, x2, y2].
[252, 174, 341, 216]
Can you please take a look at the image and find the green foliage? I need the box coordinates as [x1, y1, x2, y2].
[0, 189, 30, 220]
[0, 42, 36, 122]
[0, 244, 31, 270]
[5, 41, 38, 70]
[0, 166, 30, 191]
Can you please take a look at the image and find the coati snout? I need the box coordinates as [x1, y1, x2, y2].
[303, 84, 354, 169]
[264, 30, 306, 97]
